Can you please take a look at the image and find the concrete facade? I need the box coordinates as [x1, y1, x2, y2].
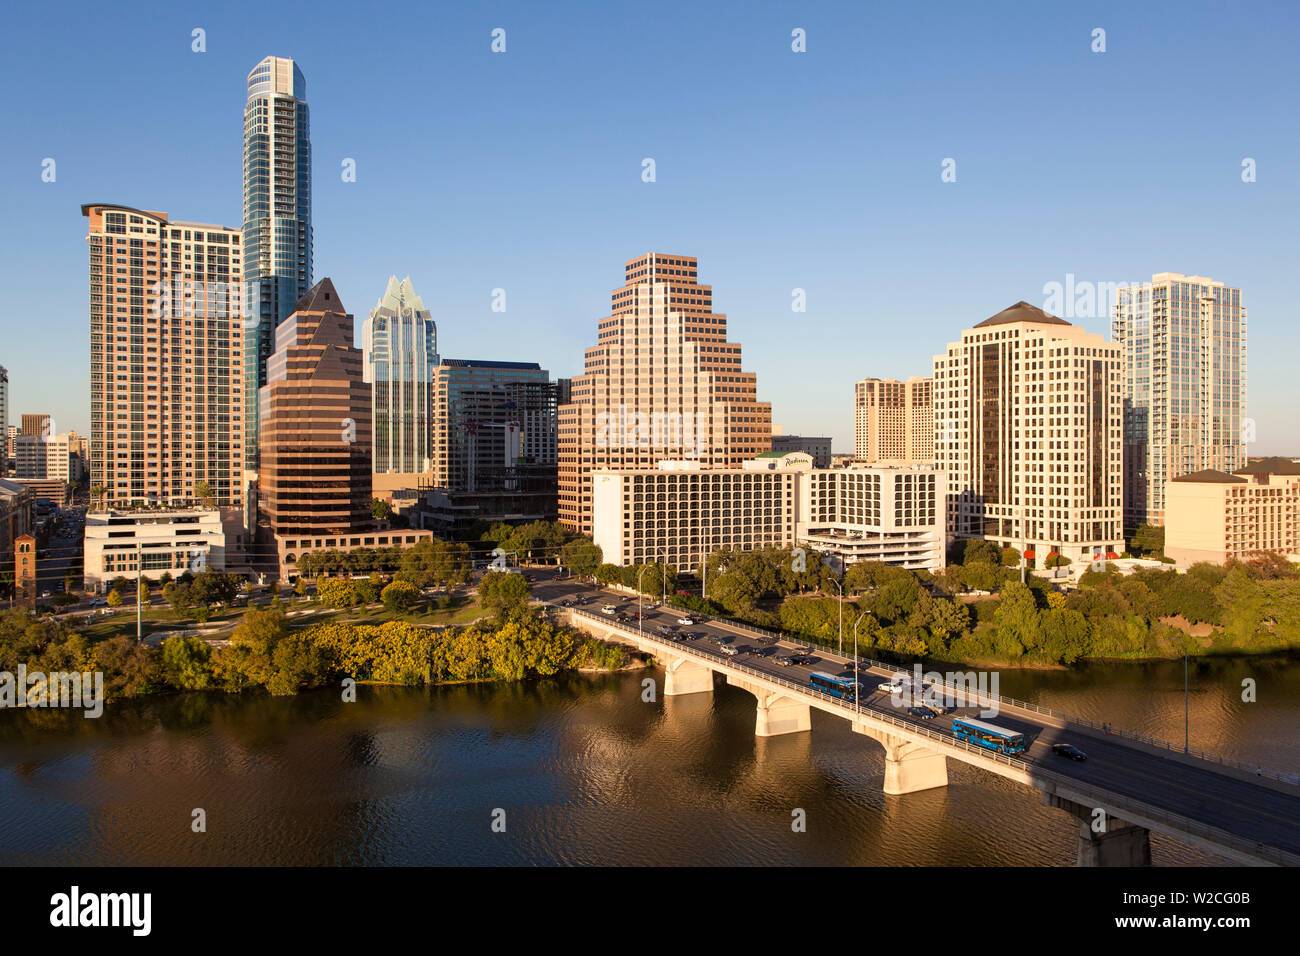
[1165, 459, 1300, 565]
[558, 254, 773, 535]
[83, 508, 226, 590]
[933, 301, 1124, 566]
[590, 454, 946, 572]
[83, 204, 244, 508]
[854, 376, 933, 463]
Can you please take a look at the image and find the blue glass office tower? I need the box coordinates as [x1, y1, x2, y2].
[243, 56, 312, 474]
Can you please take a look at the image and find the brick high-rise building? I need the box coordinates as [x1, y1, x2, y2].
[83, 204, 244, 508]
[854, 376, 933, 462]
[258, 278, 371, 537]
[933, 301, 1123, 565]
[1113, 273, 1246, 530]
[558, 254, 772, 534]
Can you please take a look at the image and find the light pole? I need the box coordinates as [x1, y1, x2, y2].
[830, 573, 844, 654]
[136, 540, 143, 644]
[852, 612, 871, 715]
[1183, 637, 1190, 754]
[637, 563, 649, 643]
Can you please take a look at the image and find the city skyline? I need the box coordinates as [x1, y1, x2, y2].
[2, 2, 1296, 455]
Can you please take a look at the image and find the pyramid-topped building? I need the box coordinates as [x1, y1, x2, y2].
[362, 276, 439, 474]
[558, 254, 772, 534]
[258, 278, 373, 536]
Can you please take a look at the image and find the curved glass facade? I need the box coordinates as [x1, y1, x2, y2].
[242, 56, 312, 472]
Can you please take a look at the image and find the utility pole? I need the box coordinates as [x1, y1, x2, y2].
[136, 539, 143, 644]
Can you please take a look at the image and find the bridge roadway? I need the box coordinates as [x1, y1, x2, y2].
[527, 571, 1300, 867]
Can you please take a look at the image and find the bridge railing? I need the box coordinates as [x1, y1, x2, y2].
[566, 606, 1299, 867]
[659, 609, 1300, 787]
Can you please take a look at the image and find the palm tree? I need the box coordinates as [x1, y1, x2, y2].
[89, 484, 107, 511]
[194, 480, 215, 508]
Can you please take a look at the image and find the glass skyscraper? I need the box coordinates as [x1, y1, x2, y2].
[242, 56, 312, 473]
[1113, 273, 1247, 530]
[362, 276, 440, 475]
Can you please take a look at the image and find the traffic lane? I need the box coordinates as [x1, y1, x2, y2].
[546, 581, 1300, 851]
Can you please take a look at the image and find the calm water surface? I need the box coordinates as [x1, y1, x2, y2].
[1, 657, 1296, 865]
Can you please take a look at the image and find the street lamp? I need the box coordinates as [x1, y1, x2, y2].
[830, 573, 844, 654]
[852, 612, 872, 715]
[637, 563, 649, 643]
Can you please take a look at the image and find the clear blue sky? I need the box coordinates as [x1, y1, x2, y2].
[2, 0, 1297, 453]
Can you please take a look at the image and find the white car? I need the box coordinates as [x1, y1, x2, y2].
[677, 617, 694, 626]
[878, 680, 904, 693]
[601, 605, 617, 615]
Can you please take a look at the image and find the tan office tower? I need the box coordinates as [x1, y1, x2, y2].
[83, 204, 243, 508]
[854, 376, 933, 462]
[258, 278, 372, 536]
[932, 301, 1123, 565]
[1113, 273, 1246, 529]
[558, 254, 772, 534]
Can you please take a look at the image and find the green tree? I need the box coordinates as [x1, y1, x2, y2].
[560, 538, 603, 577]
[371, 497, 393, 522]
[382, 579, 422, 613]
[160, 635, 214, 690]
[479, 570, 531, 617]
[106, 589, 122, 608]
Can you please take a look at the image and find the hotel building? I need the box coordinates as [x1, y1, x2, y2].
[1113, 273, 1246, 529]
[1165, 458, 1300, 566]
[591, 452, 945, 572]
[932, 301, 1123, 565]
[83, 203, 244, 508]
[770, 434, 833, 468]
[559, 254, 772, 535]
[854, 376, 933, 462]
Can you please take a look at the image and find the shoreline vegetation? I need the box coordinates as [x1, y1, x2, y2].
[3, 518, 1298, 712]
[0, 568, 644, 706]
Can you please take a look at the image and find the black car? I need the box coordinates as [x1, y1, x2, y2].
[1052, 743, 1088, 761]
[787, 655, 814, 666]
[907, 705, 937, 720]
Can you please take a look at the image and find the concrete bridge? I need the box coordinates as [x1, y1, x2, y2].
[543, 586, 1300, 868]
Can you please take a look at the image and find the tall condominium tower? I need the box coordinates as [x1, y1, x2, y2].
[83, 204, 244, 507]
[933, 301, 1123, 565]
[854, 376, 933, 462]
[558, 254, 773, 534]
[1113, 273, 1246, 530]
[258, 279, 371, 537]
[362, 276, 439, 475]
[243, 56, 312, 471]
[0, 366, 8, 475]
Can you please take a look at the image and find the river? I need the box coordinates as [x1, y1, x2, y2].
[1, 656, 1295, 865]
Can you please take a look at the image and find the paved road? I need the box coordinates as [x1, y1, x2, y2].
[526, 569, 1300, 861]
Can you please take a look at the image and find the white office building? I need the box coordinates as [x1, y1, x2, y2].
[84, 508, 227, 590]
[591, 452, 946, 571]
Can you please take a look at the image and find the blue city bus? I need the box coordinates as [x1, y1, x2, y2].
[809, 671, 863, 702]
[951, 717, 1026, 755]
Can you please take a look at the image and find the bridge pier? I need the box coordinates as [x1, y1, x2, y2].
[727, 676, 812, 736]
[663, 656, 715, 696]
[856, 726, 949, 794]
[1044, 793, 1152, 867]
